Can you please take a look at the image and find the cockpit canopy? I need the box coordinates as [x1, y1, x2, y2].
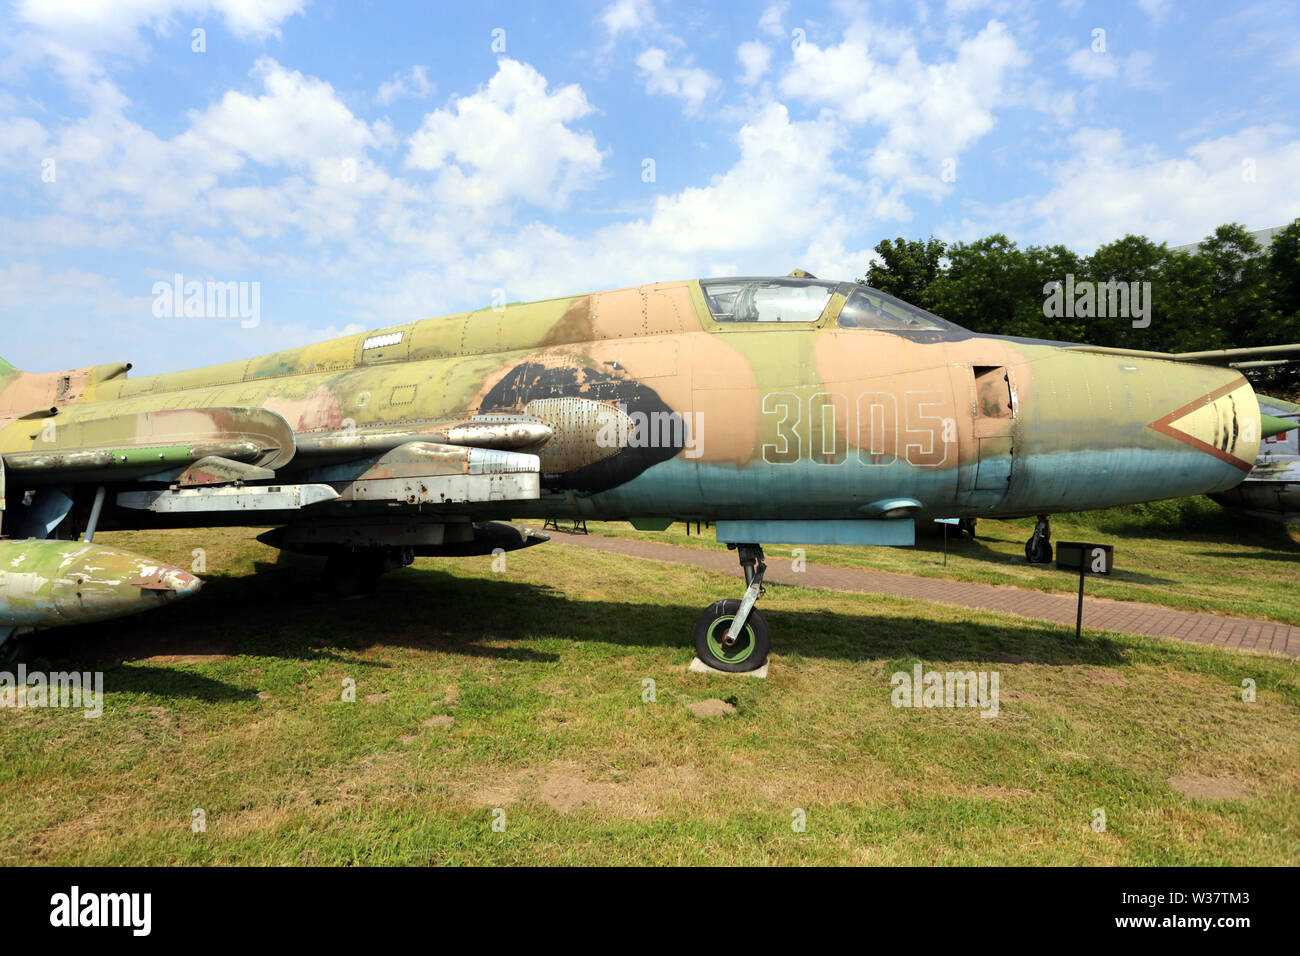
[700, 277, 957, 333]
[700, 277, 835, 324]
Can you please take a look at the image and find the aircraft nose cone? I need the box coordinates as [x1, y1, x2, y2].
[1145, 365, 1261, 483]
[1016, 352, 1263, 512]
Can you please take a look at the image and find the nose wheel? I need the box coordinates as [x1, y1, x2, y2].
[694, 599, 771, 671]
[693, 544, 772, 672]
[1025, 514, 1053, 564]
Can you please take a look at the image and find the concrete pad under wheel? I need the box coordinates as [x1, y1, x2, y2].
[688, 657, 769, 679]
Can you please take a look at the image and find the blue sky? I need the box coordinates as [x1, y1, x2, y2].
[1, 0, 1297, 374]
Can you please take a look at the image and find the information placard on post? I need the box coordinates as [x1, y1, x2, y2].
[1055, 541, 1115, 638]
[1056, 542, 1113, 575]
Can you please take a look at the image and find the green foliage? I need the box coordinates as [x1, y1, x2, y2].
[1266, 221, 1300, 353]
[864, 219, 1300, 390]
[865, 236, 947, 307]
[1065, 497, 1254, 536]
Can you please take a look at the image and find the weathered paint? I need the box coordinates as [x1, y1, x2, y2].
[0, 539, 201, 628]
[0, 277, 1265, 531]
[0, 405, 296, 480]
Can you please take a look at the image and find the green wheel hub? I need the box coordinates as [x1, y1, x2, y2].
[705, 616, 756, 664]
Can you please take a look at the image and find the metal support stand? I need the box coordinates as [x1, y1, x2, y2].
[1075, 565, 1086, 640]
[542, 518, 587, 534]
[82, 486, 106, 543]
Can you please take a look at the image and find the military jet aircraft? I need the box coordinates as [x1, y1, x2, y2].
[2, 274, 1295, 671]
[1209, 394, 1300, 521]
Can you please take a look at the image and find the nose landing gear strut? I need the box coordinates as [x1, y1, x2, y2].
[693, 543, 772, 672]
[1025, 514, 1053, 564]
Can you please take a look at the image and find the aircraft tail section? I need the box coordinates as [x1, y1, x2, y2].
[0, 361, 132, 418]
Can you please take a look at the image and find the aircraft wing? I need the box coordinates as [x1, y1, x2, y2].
[0, 401, 562, 536]
[2, 405, 297, 483]
[2, 402, 554, 482]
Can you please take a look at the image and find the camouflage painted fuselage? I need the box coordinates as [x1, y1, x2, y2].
[0, 277, 1260, 530]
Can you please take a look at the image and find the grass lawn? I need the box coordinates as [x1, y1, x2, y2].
[0, 522, 1296, 865]
[584, 497, 1300, 626]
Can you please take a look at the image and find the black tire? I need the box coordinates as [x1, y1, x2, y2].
[1025, 536, 1053, 564]
[693, 599, 771, 672]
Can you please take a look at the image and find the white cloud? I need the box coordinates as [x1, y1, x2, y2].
[1066, 47, 1158, 88]
[12, 0, 1289, 380]
[1029, 125, 1300, 249]
[30, 101, 237, 224]
[14, 0, 305, 49]
[1066, 47, 1117, 80]
[0, 54, 401, 250]
[758, 2, 787, 39]
[3, 0, 305, 107]
[405, 58, 605, 210]
[1123, 50, 1157, 89]
[737, 40, 772, 86]
[0, 13, 886, 368]
[601, 0, 653, 37]
[345, 101, 868, 319]
[617, 103, 851, 259]
[0, 260, 158, 370]
[780, 19, 1025, 201]
[377, 65, 435, 105]
[1136, 0, 1171, 25]
[636, 47, 719, 114]
[455, 104, 857, 292]
[0, 112, 49, 165]
[6, 36, 863, 334]
[0, 215, 141, 252]
[189, 58, 379, 170]
[945, 0, 993, 14]
[0, 261, 141, 311]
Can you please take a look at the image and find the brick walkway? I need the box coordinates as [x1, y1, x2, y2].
[550, 532, 1300, 659]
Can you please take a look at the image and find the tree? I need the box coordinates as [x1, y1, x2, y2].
[1196, 223, 1273, 351]
[858, 219, 1300, 394]
[1021, 243, 1085, 342]
[1266, 220, 1300, 333]
[1082, 235, 1169, 349]
[930, 234, 1060, 338]
[865, 237, 947, 310]
[1147, 249, 1213, 353]
[1260, 220, 1300, 392]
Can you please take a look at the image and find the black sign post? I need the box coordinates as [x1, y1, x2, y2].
[934, 518, 960, 566]
[1055, 542, 1113, 639]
